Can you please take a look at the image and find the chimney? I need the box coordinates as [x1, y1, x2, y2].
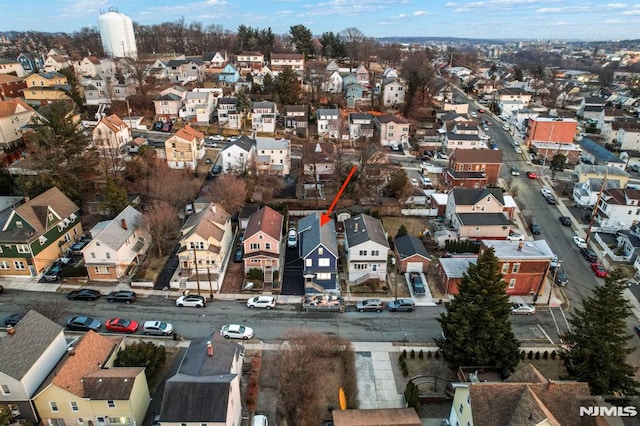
[517, 241, 524, 251]
[547, 379, 554, 391]
[354, 222, 358, 232]
[6, 325, 15, 336]
[67, 347, 75, 356]
[207, 341, 214, 357]
[121, 219, 127, 230]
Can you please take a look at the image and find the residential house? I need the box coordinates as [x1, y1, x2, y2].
[447, 364, 593, 426]
[177, 203, 233, 291]
[573, 178, 622, 208]
[344, 214, 390, 282]
[442, 120, 484, 153]
[323, 70, 343, 93]
[165, 125, 205, 170]
[236, 51, 264, 74]
[284, 105, 309, 136]
[23, 86, 72, 108]
[0, 74, 26, 100]
[348, 112, 374, 141]
[616, 224, 640, 266]
[221, 135, 255, 174]
[251, 101, 277, 133]
[243, 206, 283, 283]
[255, 137, 290, 176]
[24, 71, 68, 88]
[180, 90, 215, 125]
[382, 79, 406, 107]
[355, 64, 369, 87]
[374, 114, 410, 147]
[270, 53, 304, 73]
[526, 116, 581, 163]
[216, 97, 238, 124]
[81, 76, 110, 105]
[0, 98, 37, 148]
[303, 142, 335, 183]
[344, 83, 367, 103]
[333, 409, 421, 426]
[0, 310, 67, 424]
[34, 331, 150, 426]
[479, 239, 554, 296]
[393, 234, 431, 273]
[445, 188, 511, 240]
[0, 58, 26, 77]
[83, 206, 151, 281]
[237, 205, 260, 231]
[341, 74, 358, 91]
[437, 256, 477, 295]
[326, 60, 339, 73]
[382, 67, 399, 80]
[218, 64, 240, 84]
[251, 66, 273, 86]
[580, 96, 606, 125]
[159, 334, 243, 426]
[0, 187, 82, 277]
[73, 56, 102, 77]
[205, 51, 228, 68]
[441, 149, 503, 188]
[92, 114, 132, 155]
[166, 57, 206, 84]
[578, 137, 625, 169]
[17, 52, 44, 75]
[594, 188, 640, 231]
[317, 108, 341, 139]
[616, 122, 640, 151]
[298, 212, 339, 294]
[146, 59, 168, 79]
[110, 82, 136, 102]
[42, 53, 70, 73]
[153, 86, 187, 121]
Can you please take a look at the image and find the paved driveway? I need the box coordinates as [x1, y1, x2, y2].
[281, 246, 303, 295]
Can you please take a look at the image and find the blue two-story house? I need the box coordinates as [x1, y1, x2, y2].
[17, 52, 44, 75]
[298, 212, 339, 295]
[219, 64, 240, 84]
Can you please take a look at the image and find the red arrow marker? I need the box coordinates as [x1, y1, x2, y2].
[320, 165, 357, 226]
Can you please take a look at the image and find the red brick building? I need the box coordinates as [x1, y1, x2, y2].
[0, 74, 26, 100]
[526, 117, 580, 163]
[441, 149, 503, 188]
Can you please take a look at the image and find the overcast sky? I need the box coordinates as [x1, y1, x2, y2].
[3, 0, 640, 40]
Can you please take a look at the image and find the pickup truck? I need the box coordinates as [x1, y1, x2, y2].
[302, 294, 345, 312]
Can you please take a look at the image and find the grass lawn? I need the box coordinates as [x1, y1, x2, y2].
[381, 216, 428, 239]
[133, 255, 169, 282]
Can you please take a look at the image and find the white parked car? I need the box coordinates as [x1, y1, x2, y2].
[287, 228, 297, 248]
[220, 324, 254, 340]
[176, 294, 206, 308]
[511, 303, 536, 315]
[572, 236, 588, 249]
[540, 188, 552, 198]
[142, 321, 174, 336]
[502, 124, 510, 131]
[514, 146, 522, 153]
[247, 296, 276, 309]
[507, 232, 525, 241]
[209, 135, 224, 141]
[470, 111, 478, 117]
[410, 178, 419, 186]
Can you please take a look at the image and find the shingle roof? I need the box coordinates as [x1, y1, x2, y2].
[439, 257, 477, 277]
[181, 203, 229, 244]
[452, 149, 503, 163]
[393, 234, 429, 260]
[174, 125, 204, 142]
[298, 211, 338, 258]
[0, 98, 33, 119]
[456, 212, 511, 226]
[96, 114, 127, 133]
[0, 310, 63, 380]
[451, 188, 505, 205]
[244, 206, 283, 242]
[83, 367, 145, 399]
[344, 214, 389, 249]
[255, 137, 289, 150]
[579, 138, 624, 163]
[375, 114, 410, 124]
[228, 135, 254, 152]
[88, 206, 143, 251]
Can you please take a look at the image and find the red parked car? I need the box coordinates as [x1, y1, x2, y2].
[105, 318, 139, 334]
[526, 171, 538, 179]
[590, 263, 609, 278]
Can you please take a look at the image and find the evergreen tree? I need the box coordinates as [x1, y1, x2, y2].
[236, 89, 252, 116]
[550, 153, 566, 179]
[274, 66, 302, 105]
[289, 25, 314, 59]
[561, 270, 639, 395]
[436, 248, 520, 371]
[100, 179, 129, 219]
[404, 379, 419, 408]
[395, 224, 408, 239]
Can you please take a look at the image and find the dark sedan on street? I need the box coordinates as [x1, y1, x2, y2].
[67, 288, 101, 301]
[107, 290, 137, 304]
[559, 216, 572, 226]
[66, 316, 102, 332]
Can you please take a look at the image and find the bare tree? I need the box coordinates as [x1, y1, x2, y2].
[147, 160, 201, 209]
[143, 201, 180, 257]
[30, 299, 68, 322]
[120, 58, 152, 98]
[206, 174, 247, 215]
[339, 27, 365, 69]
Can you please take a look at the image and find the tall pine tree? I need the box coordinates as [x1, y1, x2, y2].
[561, 270, 639, 395]
[436, 248, 520, 371]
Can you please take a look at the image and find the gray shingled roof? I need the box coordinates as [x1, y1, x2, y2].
[0, 310, 63, 380]
[439, 257, 477, 278]
[228, 135, 254, 152]
[579, 138, 624, 163]
[394, 234, 429, 260]
[344, 214, 389, 249]
[456, 212, 511, 226]
[451, 188, 505, 205]
[88, 206, 142, 251]
[298, 212, 338, 258]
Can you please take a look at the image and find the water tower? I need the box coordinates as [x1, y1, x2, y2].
[98, 10, 138, 59]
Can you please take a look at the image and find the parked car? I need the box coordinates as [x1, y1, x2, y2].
[559, 216, 572, 226]
[410, 178, 419, 186]
[70, 239, 90, 254]
[540, 188, 552, 197]
[209, 134, 224, 141]
[287, 228, 297, 248]
[511, 166, 520, 176]
[572, 236, 588, 249]
[43, 261, 64, 281]
[390, 143, 400, 151]
[514, 146, 522, 153]
[411, 274, 426, 296]
[67, 288, 101, 301]
[220, 324, 254, 340]
[204, 158, 213, 164]
[529, 219, 540, 235]
[635, 325, 640, 337]
[142, 320, 174, 336]
[580, 247, 598, 262]
[545, 195, 556, 205]
[470, 111, 478, 117]
[526, 171, 537, 179]
[356, 299, 384, 312]
[387, 298, 415, 312]
[209, 164, 222, 176]
[153, 121, 164, 131]
[161, 122, 173, 132]
[502, 123, 510, 131]
[105, 318, 139, 334]
[591, 262, 608, 278]
[204, 141, 217, 148]
[3, 312, 25, 327]
[107, 290, 137, 304]
[555, 269, 569, 286]
[227, 135, 239, 143]
[247, 295, 276, 309]
[233, 246, 244, 263]
[511, 303, 536, 315]
[251, 414, 269, 426]
[66, 316, 102, 332]
[176, 294, 206, 308]
[507, 231, 525, 241]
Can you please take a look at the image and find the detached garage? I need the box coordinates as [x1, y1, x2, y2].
[394, 234, 431, 273]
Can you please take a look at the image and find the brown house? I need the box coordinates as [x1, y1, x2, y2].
[441, 149, 503, 189]
[393, 235, 430, 273]
[437, 255, 477, 295]
[333, 408, 421, 426]
[0, 74, 26, 100]
[243, 206, 283, 283]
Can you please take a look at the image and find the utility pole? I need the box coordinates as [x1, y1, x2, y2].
[585, 168, 607, 244]
[207, 267, 214, 300]
[192, 246, 201, 295]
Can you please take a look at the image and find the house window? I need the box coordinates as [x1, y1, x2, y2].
[14, 261, 25, 270]
[265, 243, 271, 250]
[65, 234, 71, 242]
[372, 250, 379, 256]
[316, 272, 331, 280]
[508, 279, 516, 289]
[106, 253, 111, 259]
[318, 258, 330, 267]
[77, 419, 83, 426]
[318, 247, 324, 255]
[0, 261, 8, 270]
[16, 244, 29, 253]
[459, 403, 463, 414]
[1, 385, 10, 395]
[94, 266, 109, 274]
[16, 221, 23, 228]
[359, 250, 367, 256]
[250, 243, 260, 250]
[51, 402, 59, 412]
[91, 252, 96, 259]
[70, 402, 78, 412]
[107, 400, 115, 409]
[189, 241, 205, 250]
[512, 263, 520, 273]
[501, 263, 509, 274]
[305, 258, 312, 267]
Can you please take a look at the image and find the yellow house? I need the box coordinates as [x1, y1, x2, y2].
[164, 125, 204, 170]
[25, 72, 68, 88]
[33, 331, 151, 426]
[23, 86, 72, 105]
